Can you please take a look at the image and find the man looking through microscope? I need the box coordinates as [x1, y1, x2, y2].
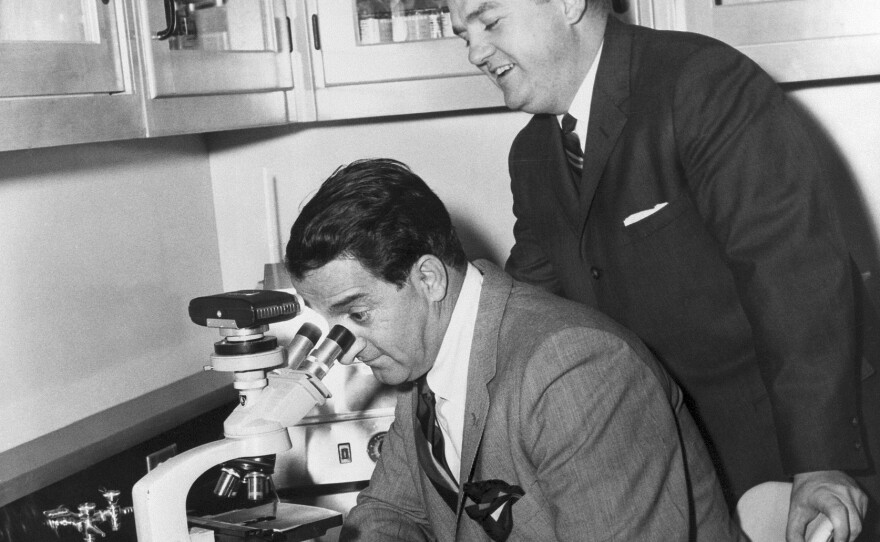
[284, 158, 742, 541]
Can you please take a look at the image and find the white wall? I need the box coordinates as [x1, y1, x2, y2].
[3, 78, 876, 458]
[0, 136, 225, 454]
[206, 109, 530, 291]
[207, 82, 880, 294]
[788, 80, 880, 237]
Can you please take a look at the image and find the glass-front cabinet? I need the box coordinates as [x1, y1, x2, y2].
[312, 0, 646, 86]
[0, 0, 143, 150]
[312, 0, 471, 87]
[139, 0, 291, 96]
[133, 0, 296, 135]
[0, 0, 123, 97]
[303, 0, 649, 120]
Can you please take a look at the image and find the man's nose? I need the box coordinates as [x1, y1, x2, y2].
[467, 34, 493, 67]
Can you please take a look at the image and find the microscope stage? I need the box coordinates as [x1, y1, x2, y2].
[188, 502, 342, 541]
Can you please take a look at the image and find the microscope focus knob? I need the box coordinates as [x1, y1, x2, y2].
[43, 506, 76, 530]
[100, 489, 120, 503]
[78, 502, 96, 516]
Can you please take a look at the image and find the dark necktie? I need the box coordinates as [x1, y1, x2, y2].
[561, 113, 584, 191]
[416, 378, 458, 508]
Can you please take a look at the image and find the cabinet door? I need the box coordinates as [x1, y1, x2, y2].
[137, 0, 293, 97]
[0, 0, 125, 97]
[303, 0, 649, 120]
[310, 0, 647, 87]
[673, 0, 880, 82]
[310, 0, 475, 87]
[0, 0, 143, 151]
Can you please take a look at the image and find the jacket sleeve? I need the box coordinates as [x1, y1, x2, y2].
[340, 394, 435, 542]
[673, 44, 865, 473]
[504, 145, 565, 296]
[518, 327, 737, 541]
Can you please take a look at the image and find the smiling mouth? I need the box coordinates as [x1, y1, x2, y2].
[491, 64, 513, 78]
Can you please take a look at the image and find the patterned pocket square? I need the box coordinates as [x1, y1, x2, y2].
[463, 479, 524, 542]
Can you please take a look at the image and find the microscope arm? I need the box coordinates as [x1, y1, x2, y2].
[223, 368, 331, 438]
[132, 369, 331, 542]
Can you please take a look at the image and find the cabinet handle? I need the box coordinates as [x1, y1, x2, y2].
[311, 13, 321, 50]
[154, 0, 178, 40]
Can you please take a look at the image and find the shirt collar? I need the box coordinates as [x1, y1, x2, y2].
[558, 40, 604, 144]
[427, 262, 483, 403]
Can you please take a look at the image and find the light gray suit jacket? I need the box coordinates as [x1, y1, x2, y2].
[340, 260, 741, 541]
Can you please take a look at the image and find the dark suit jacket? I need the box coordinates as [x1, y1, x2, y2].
[340, 260, 741, 541]
[505, 17, 880, 508]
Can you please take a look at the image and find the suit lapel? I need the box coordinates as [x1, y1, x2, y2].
[410, 262, 510, 524]
[512, 18, 632, 236]
[459, 261, 507, 501]
[516, 115, 584, 235]
[580, 16, 631, 215]
[410, 261, 512, 534]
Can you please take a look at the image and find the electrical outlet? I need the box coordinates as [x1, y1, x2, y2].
[145, 443, 178, 472]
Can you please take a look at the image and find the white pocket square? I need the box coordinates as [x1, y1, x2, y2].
[623, 202, 668, 227]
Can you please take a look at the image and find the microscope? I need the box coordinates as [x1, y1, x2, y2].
[131, 289, 355, 542]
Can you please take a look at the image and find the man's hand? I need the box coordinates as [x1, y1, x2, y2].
[787, 470, 868, 542]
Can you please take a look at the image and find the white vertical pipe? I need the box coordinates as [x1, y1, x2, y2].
[263, 167, 283, 264]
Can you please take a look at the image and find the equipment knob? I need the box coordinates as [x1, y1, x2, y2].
[367, 431, 387, 462]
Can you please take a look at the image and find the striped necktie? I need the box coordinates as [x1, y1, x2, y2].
[561, 113, 584, 190]
[416, 378, 458, 509]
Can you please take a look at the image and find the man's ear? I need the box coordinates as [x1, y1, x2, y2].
[560, 0, 588, 24]
[410, 255, 448, 303]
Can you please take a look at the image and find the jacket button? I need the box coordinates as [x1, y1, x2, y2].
[855, 442, 863, 451]
[590, 267, 602, 279]
[852, 417, 860, 427]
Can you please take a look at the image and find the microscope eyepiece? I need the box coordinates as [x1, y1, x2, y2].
[284, 323, 323, 369]
[327, 325, 356, 352]
[296, 325, 356, 380]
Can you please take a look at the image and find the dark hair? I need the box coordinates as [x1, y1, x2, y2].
[285, 158, 468, 287]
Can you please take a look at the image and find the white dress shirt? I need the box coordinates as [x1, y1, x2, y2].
[558, 41, 605, 145]
[425, 262, 483, 483]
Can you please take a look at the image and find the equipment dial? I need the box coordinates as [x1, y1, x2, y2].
[366, 432, 387, 462]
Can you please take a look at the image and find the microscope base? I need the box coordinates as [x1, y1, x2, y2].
[188, 502, 342, 542]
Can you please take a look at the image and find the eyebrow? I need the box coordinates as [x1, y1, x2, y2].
[328, 292, 368, 314]
[453, 1, 499, 36]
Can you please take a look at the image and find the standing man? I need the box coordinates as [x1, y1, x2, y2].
[285, 158, 742, 541]
[448, 0, 880, 540]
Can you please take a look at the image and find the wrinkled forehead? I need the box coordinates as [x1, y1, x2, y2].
[292, 258, 375, 310]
